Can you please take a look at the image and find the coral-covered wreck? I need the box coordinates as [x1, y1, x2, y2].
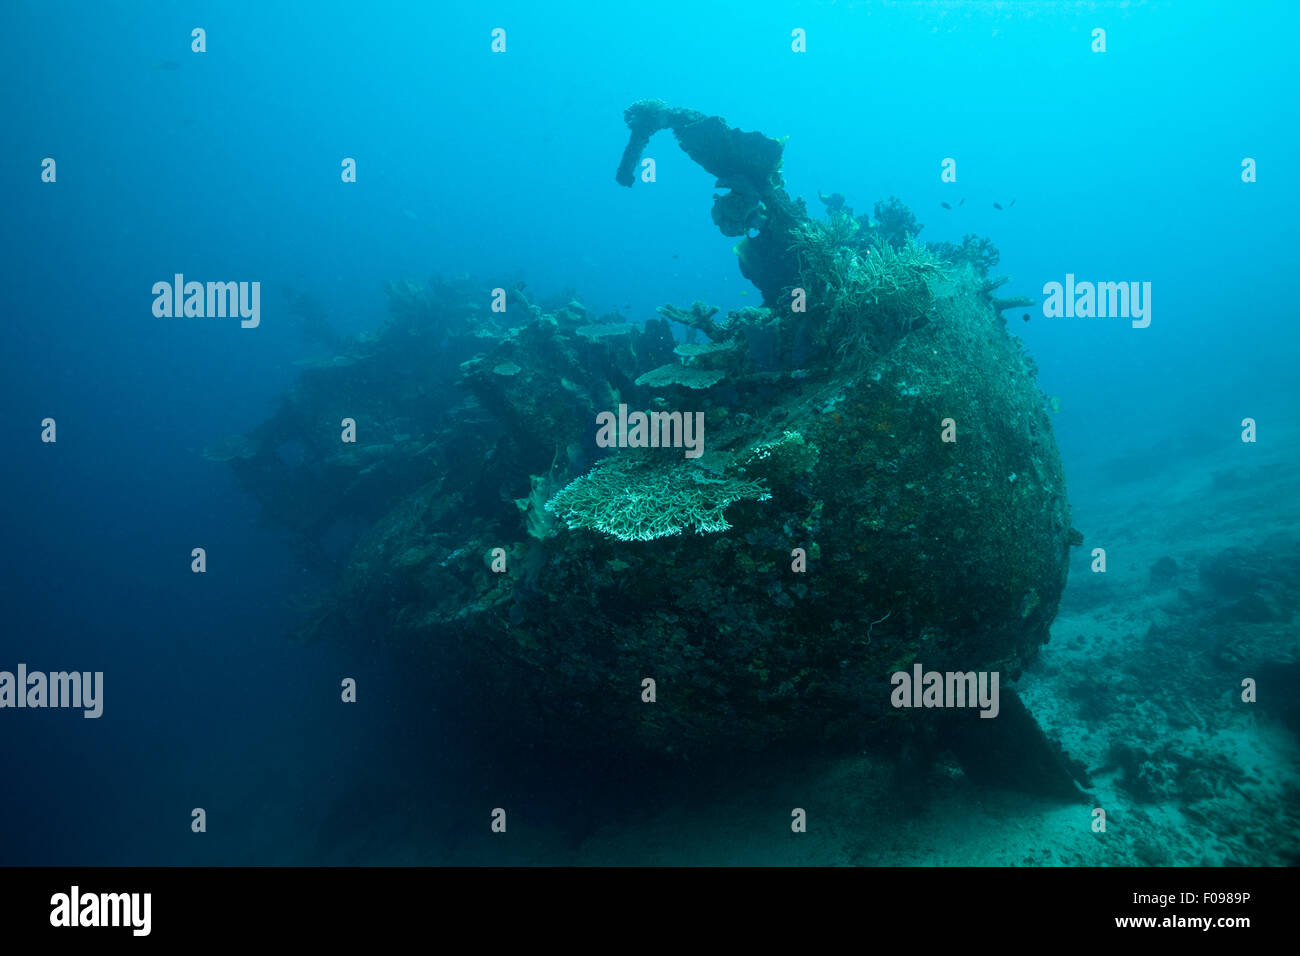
[214, 103, 1085, 797]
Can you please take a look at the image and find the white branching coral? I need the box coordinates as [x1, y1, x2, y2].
[545, 455, 770, 541]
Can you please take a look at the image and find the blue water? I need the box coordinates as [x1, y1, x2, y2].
[2, 0, 1297, 865]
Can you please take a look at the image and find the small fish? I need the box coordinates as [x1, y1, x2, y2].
[1047, 395, 1063, 414]
[740, 291, 750, 297]
[958, 198, 965, 206]
[672, 254, 679, 259]
[940, 202, 951, 210]
[1009, 199, 1016, 207]
[993, 203, 1004, 210]
[623, 304, 631, 310]
[1022, 313, 1031, 322]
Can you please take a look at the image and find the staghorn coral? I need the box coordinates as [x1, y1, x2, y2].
[789, 214, 950, 354]
[871, 196, 924, 247]
[928, 232, 1001, 278]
